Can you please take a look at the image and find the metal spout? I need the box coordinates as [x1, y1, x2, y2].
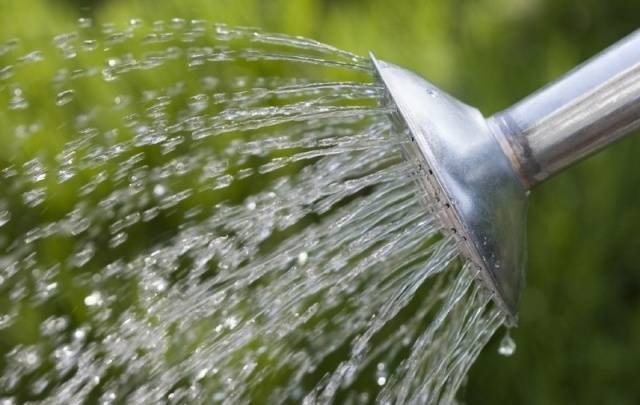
[491, 30, 640, 187]
[371, 29, 640, 323]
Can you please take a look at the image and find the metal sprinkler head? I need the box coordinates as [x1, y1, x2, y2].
[370, 55, 528, 322]
[371, 29, 640, 324]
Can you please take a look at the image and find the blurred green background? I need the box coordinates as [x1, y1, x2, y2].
[2, 0, 640, 403]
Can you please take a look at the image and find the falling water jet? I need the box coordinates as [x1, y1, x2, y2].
[0, 20, 505, 404]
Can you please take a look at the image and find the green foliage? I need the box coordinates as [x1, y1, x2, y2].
[1, 0, 639, 403]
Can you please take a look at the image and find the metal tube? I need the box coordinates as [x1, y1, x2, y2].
[490, 29, 640, 187]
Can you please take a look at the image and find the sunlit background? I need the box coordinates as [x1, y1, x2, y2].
[2, 0, 640, 403]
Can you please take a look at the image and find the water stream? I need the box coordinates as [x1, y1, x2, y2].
[0, 20, 506, 404]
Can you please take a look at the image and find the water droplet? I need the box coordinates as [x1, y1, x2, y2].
[62, 47, 77, 59]
[9, 86, 28, 110]
[101, 390, 117, 404]
[376, 376, 386, 386]
[24, 158, 46, 182]
[297, 251, 308, 265]
[102, 68, 117, 81]
[18, 51, 44, 64]
[189, 94, 209, 112]
[23, 188, 46, 207]
[151, 278, 167, 292]
[25, 352, 39, 367]
[114, 95, 129, 107]
[56, 90, 74, 106]
[142, 207, 160, 222]
[201, 76, 219, 90]
[196, 367, 209, 380]
[0, 314, 13, 329]
[153, 184, 167, 197]
[224, 316, 239, 329]
[498, 330, 516, 356]
[213, 175, 233, 190]
[71, 243, 96, 267]
[171, 18, 186, 29]
[78, 17, 93, 28]
[31, 377, 49, 395]
[84, 291, 103, 307]
[109, 232, 128, 248]
[64, 212, 91, 236]
[214, 24, 233, 40]
[0, 65, 14, 80]
[81, 39, 98, 52]
[16, 347, 41, 370]
[73, 327, 87, 340]
[41, 316, 68, 335]
[233, 77, 248, 89]
[57, 168, 75, 182]
[0, 210, 10, 227]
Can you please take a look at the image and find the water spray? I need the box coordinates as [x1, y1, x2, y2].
[3, 16, 637, 401]
[371, 30, 640, 323]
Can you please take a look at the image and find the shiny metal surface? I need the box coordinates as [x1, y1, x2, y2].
[371, 29, 640, 321]
[491, 29, 640, 187]
[371, 55, 528, 323]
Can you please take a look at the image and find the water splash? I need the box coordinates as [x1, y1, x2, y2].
[0, 20, 506, 403]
